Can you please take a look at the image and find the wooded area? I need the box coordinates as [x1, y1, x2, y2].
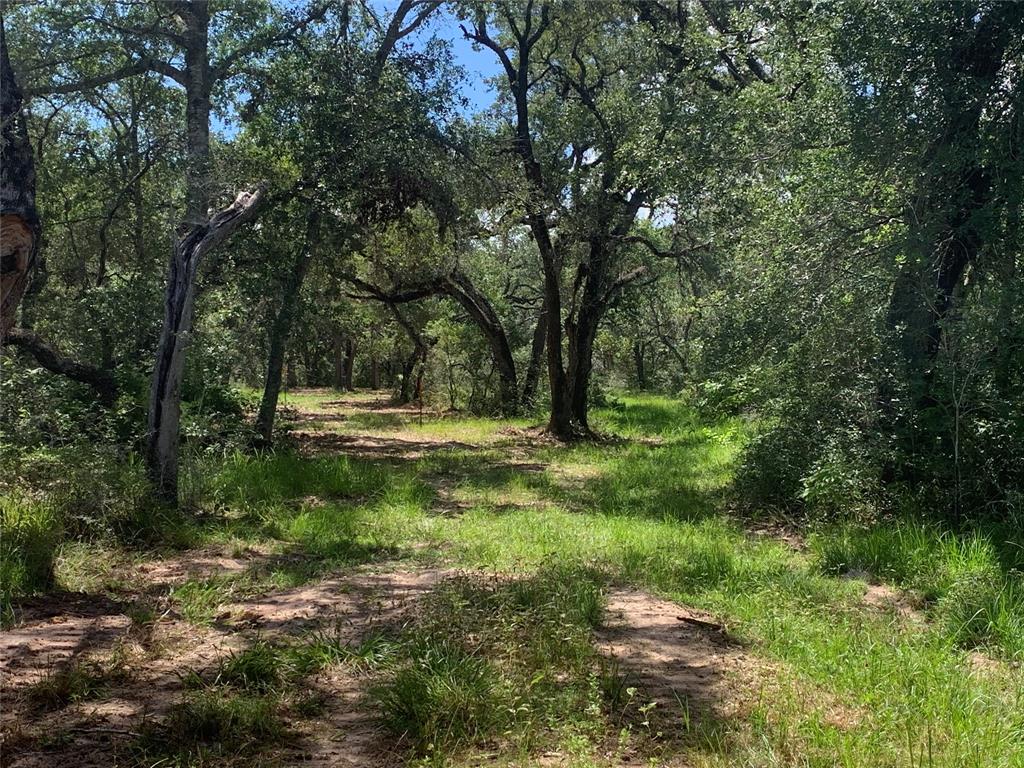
[1, 1, 1022, 766]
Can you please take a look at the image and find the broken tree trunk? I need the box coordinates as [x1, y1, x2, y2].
[146, 187, 266, 501]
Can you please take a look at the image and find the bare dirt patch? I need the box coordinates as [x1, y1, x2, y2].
[596, 588, 753, 718]
[0, 565, 451, 768]
[855, 578, 925, 623]
[221, 567, 450, 636]
[135, 547, 254, 586]
[290, 430, 478, 461]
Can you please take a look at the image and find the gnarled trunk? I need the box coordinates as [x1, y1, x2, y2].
[1, 17, 39, 338]
[443, 271, 518, 415]
[147, 187, 265, 500]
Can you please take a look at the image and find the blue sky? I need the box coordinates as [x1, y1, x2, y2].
[415, 7, 504, 116]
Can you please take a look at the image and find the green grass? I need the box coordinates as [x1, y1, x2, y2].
[26, 659, 112, 711]
[811, 520, 1024, 657]
[133, 688, 284, 765]
[5, 390, 1024, 767]
[1, 493, 60, 617]
[369, 566, 614, 761]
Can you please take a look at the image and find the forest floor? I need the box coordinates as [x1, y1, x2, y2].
[1, 391, 1021, 767]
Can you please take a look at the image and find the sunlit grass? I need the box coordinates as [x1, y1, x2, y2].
[6, 390, 1023, 767]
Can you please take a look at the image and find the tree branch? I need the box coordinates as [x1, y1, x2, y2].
[25, 56, 185, 96]
[3, 329, 118, 404]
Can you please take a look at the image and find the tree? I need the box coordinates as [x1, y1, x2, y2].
[245, 0, 445, 444]
[461, 0, 773, 437]
[0, 13, 39, 338]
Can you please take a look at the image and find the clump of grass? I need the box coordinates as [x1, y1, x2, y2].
[375, 637, 506, 754]
[290, 628, 400, 674]
[216, 638, 290, 693]
[369, 566, 610, 759]
[26, 660, 109, 711]
[936, 570, 1024, 658]
[1, 494, 61, 616]
[135, 689, 283, 762]
[171, 575, 245, 625]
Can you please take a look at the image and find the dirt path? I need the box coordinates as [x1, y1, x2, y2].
[1, 564, 450, 767]
[1, 390, 760, 767]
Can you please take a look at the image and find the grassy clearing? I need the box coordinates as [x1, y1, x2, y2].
[5, 391, 1024, 767]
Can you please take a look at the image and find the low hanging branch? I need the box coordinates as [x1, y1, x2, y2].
[4, 329, 118, 404]
[345, 270, 522, 414]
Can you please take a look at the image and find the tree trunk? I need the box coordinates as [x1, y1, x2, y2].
[147, 187, 265, 501]
[253, 210, 319, 445]
[146, 3, 273, 503]
[256, 315, 291, 446]
[399, 352, 416, 404]
[634, 339, 647, 390]
[332, 331, 345, 390]
[343, 338, 356, 390]
[539, 233, 572, 438]
[521, 299, 547, 408]
[286, 354, 298, 389]
[567, 309, 600, 432]
[390, 304, 428, 405]
[370, 355, 380, 389]
[1, 16, 40, 338]
[330, 334, 355, 391]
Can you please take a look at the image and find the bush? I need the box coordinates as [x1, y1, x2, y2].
[733, 423, 810, 510]
[800, 444, 880, 521]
